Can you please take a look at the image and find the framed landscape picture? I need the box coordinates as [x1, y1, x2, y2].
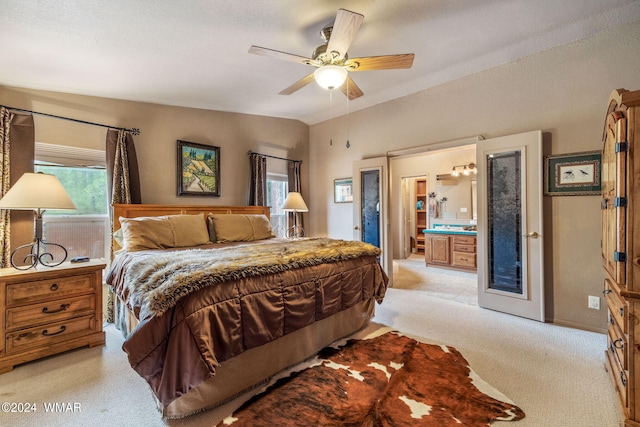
[544, 150, 601, 196]
[334, 178, 353, 203]
[177, 140, 220, 196]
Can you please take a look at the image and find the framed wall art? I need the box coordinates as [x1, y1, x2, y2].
[177, 140, 220, 197]
[334, 178, 353, 203]
[544, 150, 601, 196]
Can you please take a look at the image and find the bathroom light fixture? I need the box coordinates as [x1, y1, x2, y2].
[0, 172, 76, 269]
[314, 65, 348, 89]
[450, 163, 477, 177]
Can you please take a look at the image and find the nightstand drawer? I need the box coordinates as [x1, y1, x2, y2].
[6, 274, 95, 305]
[6, 294, 96, 330]
[5, 314, 96, 354]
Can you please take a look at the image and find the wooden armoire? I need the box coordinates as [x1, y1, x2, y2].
[602, 88, 640, 426]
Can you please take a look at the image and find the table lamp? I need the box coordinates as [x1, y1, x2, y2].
[282, 191, 308, 239]
[0, 172, 76, 270]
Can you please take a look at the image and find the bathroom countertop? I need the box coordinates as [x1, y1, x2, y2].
[422, 228, 477, 235]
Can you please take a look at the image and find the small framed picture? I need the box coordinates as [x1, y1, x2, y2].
[177, 140, 220, 197]
[334, 178, 353, 203]
[544, 150, 601, 196]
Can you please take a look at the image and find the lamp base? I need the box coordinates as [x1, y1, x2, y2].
[286, 225, 305, 239]
[10, 238, 68, 270]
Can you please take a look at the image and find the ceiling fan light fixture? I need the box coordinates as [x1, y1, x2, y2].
[314, 65, 348, 89]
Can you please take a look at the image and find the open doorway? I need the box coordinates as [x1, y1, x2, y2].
[391, 144, 478, 305]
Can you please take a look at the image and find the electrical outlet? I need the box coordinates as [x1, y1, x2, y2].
[588, 295, 600, 310]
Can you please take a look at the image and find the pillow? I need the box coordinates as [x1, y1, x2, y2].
[209, 214, 274, 243]
[206, 216, 217, 243]
[113, 227, 124, 248]
[167, 214, 210, 247]
[119, 213, 209, 251]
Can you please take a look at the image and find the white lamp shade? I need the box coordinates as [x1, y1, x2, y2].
[282, 192, 308, 212]
[0, 172, 76, 210]
[314, 65, 348, 89]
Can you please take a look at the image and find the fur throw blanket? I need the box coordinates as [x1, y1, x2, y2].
[123, 238, 381, 316]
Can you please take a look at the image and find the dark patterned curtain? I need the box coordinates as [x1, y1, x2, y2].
[287, 160, 303, 231]
[106, 129, 141, 206]
[0, 108, 11, 268]
[249, 153, 267, 206]
[105, 129, 141, 324]
[0, 108, 34, 268]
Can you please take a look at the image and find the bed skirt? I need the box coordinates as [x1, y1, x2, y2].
[118, 297, 375, 419]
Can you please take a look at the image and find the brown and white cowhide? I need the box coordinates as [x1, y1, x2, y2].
[219, 331, 524, 426]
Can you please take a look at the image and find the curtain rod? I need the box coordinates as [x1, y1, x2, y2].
[1, 105, 141, 135]
[247, 150, 301, 163]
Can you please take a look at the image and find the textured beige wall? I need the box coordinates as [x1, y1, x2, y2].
[0, 88, 309, 207]
[309, 21, 640, 331]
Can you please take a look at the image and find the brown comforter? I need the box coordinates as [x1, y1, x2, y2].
[106, 238, 388, 407]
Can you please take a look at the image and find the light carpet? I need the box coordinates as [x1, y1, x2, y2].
[0, 288, 621, 427]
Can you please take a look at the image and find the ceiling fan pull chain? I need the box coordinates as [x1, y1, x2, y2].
[346, 77, 350, 149]
[329, 90, 333, 146]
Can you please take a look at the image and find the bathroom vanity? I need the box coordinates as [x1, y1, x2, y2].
[423, 225, 477, 271]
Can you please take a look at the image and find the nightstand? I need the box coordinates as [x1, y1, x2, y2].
[0, 260, 106, 373]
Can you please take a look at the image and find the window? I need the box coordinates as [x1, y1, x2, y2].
[34, 143, 110, 263]
[266, 173, 288, 237]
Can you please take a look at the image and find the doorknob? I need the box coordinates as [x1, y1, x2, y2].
[526, 231, 539, 238]
[354, 225, 360, 230]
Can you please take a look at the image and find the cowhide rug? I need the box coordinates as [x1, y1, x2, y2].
[218, 331, 525, 426]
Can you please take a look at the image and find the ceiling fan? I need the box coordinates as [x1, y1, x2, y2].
[248, 8, 415, 100]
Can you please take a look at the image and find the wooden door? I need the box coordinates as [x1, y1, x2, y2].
[602, 109, 627, 287]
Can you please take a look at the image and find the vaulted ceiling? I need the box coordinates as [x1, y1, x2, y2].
[1, 1, 639, 124]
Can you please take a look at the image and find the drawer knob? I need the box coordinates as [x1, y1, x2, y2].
[42, 325, 66, 336]
[50, 283, 59, 291]
[42, 303, 70, 314]
[613, 338, 624, 350]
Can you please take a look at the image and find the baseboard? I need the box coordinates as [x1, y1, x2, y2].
[549, 318, 606, 334]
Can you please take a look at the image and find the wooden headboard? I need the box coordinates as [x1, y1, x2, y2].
[112, 204, 271, 232]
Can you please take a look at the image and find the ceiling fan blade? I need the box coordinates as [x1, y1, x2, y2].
[327, 9, 364, 61]
[279, 72, 316, 95]
[340, 75, 364, 100]
[248, 45, 312, 66]
[345, 54, 415, 71]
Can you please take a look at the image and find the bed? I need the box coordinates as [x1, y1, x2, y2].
[105, 204, 389, 419]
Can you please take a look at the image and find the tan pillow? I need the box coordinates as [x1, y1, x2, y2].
[119, 214, 209, 251]
[209, 214, 274, 243]
[120, 216, 174, 251]
[167, 214, 210, 247]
